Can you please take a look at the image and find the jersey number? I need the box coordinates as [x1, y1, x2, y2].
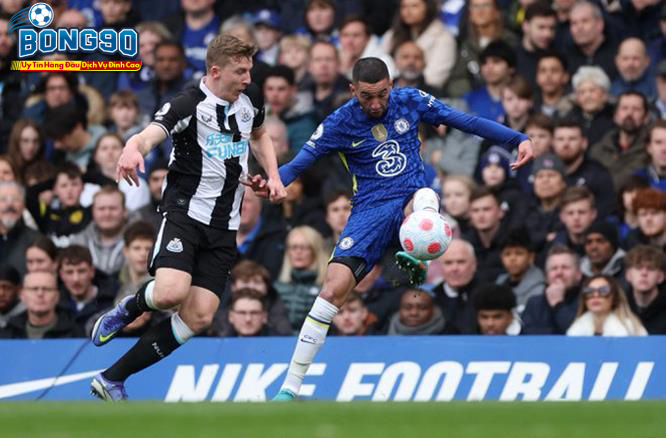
[372, 140, 407, 177]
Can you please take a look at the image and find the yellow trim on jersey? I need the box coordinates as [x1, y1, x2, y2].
[337, 152, 358, 195]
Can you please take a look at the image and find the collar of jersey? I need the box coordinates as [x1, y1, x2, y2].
[199, 77, 243, 115]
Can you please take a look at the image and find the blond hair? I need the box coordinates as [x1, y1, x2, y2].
[278, 226, 328, 285]
[205, 34, 257, 72]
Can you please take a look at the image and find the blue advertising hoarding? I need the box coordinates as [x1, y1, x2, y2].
[1, 337, 664, 401]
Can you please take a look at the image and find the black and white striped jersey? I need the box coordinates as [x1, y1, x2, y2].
[151, 78, 265, 230]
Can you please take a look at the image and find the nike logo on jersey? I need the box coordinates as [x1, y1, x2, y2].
[351, 139, 366, 147]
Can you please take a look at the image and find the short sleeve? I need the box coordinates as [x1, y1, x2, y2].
[245, 83, 265, 129]
[151, 90, 199, 136]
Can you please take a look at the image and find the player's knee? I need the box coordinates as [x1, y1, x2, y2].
[412, 187, 440, 213]
[319, 284, 349, 308]
[152, 278, 190, 309]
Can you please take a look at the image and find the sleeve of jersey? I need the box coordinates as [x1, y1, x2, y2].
[150, 92, 193, 137]
[245, 83, 266, 129]
[417, 91, 529, 149]
[279, 118, 339, 186]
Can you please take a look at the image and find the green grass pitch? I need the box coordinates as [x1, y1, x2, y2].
[1, 402, 664, 438]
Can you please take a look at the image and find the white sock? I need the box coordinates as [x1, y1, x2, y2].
[144, 280, 157, 310]
[170, 312, 195, 345]
[281, 297, 339, 395]
[413, 187, 440, 212]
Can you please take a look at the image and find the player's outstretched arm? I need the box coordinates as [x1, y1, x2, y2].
[250, 126, 286, 203]
[116, 124, 166, 186]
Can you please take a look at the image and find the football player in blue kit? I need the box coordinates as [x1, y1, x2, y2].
[260, 58, 534, 400]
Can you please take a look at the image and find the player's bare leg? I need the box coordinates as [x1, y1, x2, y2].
[274, 262, 356, 400]
[91, 269, 214, 401]
[395, 188, 440, 285]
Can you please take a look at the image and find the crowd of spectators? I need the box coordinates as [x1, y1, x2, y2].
[1, 0, 666, 339]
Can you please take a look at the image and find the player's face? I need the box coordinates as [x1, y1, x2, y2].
[229, 298, 267, 336]
[478, 309, 513, 335]
[211, 56, 252, 103]
[560, 199, 596, 235]
[399, 291, 434, 327]
[351, 78, 392, 119]
[333, 300, 368, 335]
[59, 262, 95, 300]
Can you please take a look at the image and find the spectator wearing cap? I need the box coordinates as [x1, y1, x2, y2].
[581, 221, 626, 281]
[624, 188, 666, 251]
[0, 271, 83, 339]
[656, 60, 666, 119]
[563, 66, 615, 146]
[525, 153, 568, 257]
[522, 244, 583, 334]
[495, 229, 545, 313]
[132, 158, 168, 230]
[162, 0, 219, 77]
[590, 91, 651, 190]
[624, 245, 666, 334]
[387, 287, 453, 335]
[552, 187, 598, 258]
[610, 37, 656, 99]
[0, 266, 24, 329]
[515, 1, 557, 88]
[0, 181, 42, 276]
[263, 65, 318, 151]
[254, 9, 282, 66]
[552, 118, 616, 217]
[634, 120, 666, 192]
[565, 1, 619, 81]
[477, 146, 528, 231]
[464, 40, 516, 123]
[473, 284, 522, 335]
[339, 16, 396, 83]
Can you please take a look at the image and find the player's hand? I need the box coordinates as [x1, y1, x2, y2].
[511, 139, 534, 171]
[240, 174, 269, 198]
[116, 144, 145, 186]
[266, 178, 287, 204]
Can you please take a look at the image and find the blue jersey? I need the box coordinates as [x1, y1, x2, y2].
[280, 87, 527, 208]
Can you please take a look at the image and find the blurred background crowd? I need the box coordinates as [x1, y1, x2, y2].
[1, 0, 666, 340]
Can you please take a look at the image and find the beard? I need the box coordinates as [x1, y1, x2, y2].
[620, 116, 641, 134]
[399, 67, 421, 82]
[0, 212, 18, 230]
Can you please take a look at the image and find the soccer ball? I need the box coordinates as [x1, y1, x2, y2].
[29, 4, 53, 28]
[399, 210, 453, 260]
